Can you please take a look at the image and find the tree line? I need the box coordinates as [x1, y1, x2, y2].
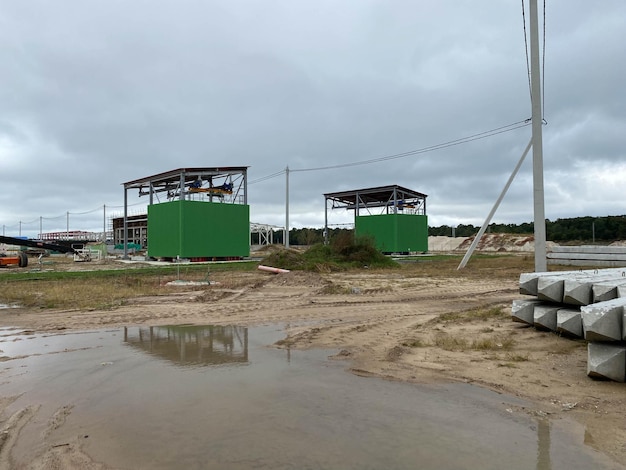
[252, 215, 626, 245]
[430, 215, 626, 242]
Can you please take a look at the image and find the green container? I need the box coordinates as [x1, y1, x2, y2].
[148, 200, 250, 258]
[355, 214, 428, 253]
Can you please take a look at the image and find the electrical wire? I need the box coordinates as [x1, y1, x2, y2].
[248, 169, 286, 185]
[291, 119, 531, 173]
[522, 0, 547, 121]
[69, 205, 103, 215]
[521, 0, 532, 101]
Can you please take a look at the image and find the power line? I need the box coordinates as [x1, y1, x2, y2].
[521, 0, 532, 101]
[248, 169, 286, 185]
[522, 0, 547, 121]
[69, 205, 104, 215]
[291, 119, 531, 173]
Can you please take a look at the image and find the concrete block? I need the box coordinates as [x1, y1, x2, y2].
[564, 273, 626, 306]
[587, 342, 626, 382]
[533, 304, 560, 331]
[534, 269, 626, 304]
[581, 298, 626, 341]
[593, 279, 626, 303]
[556, 308, 583, 338]
[537, 276, 567, 303]
[511, 299, 543, 325]
[519, 270, 583, 296]
[563, 279, 595, 306]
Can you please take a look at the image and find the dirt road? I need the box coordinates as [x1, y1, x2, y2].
[1, 260, 625, 467]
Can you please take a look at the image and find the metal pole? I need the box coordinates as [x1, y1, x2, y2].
[324, 196, 329, 245]
[123, 188, 129, 259]
[39, 216, 42, 239]
[458, 138, 533, 269]
[243, 168, 248, 205]
[592, 221, 595, 243]
[179, 172, 186, 201]
[66, 211, 69, 240]
[103, 204, 106, 243]
[19, 221, 21, 237]
[285, 166, 290, 248]
[530, 0, 547, 272]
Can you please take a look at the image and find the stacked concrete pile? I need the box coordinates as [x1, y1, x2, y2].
[512, 267, 626, 382]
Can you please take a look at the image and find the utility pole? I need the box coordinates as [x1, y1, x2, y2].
[285, 166, 290, 248]
[530, 0, 547, 272]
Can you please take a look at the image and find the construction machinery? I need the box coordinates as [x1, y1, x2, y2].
[0, 235, 84, 268]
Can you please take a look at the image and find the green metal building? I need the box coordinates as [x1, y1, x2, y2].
[324, 185, 428, 253]
[122, 167, 250, 259]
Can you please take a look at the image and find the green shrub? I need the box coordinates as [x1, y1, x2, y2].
[262, 236, 397, 272]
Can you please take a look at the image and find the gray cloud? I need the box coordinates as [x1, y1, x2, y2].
[1, 1, 625, 238]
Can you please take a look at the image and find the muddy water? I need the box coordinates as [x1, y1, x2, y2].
[0, 325, 621, 470]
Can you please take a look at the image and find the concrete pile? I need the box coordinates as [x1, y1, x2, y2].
[513, 267, 626, 382]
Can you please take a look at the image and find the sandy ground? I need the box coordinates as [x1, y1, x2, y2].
[1, 263, 625, 467]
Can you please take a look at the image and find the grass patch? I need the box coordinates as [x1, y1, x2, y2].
[433, 333, 469, 351]
[547, 338, 587, 355]
[430, 306, 508, 326]
[505, 352, 530, 362]
[0, 261, 258, 310]
[471, 336, 515, 351]
[319, 284, 352, 295]
[401, 339, 426, 348]
[430, 332, 515, 352]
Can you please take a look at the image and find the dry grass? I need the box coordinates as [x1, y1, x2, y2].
[427, 305, 509, 326]
[0, 262, 260, 310]
[400, 254, 535, 281]
[319, 284, 353, 295]
[471, 336, 515, 351]
[1, 277, 175, 310]
[432, 333, 469, 351]
[431, 332, 516, 352]
[0, 253, 533, 312]
[546, 337, 587, 354]
[401, 338, 426, 348]
[504, 352, 530, 362]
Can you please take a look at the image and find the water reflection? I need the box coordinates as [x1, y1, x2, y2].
[537, 418, 552, 470]
[0, 326, 619, 469]
[123, 325, 248, 366]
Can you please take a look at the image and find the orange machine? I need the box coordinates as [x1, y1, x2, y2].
[0, 252, 28, 268]
[0, 235, 80, 268]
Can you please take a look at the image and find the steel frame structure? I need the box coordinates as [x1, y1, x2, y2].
[323, 185, 427, 244]
[250, 222, 283, 246]
[121, 167, 249, 259]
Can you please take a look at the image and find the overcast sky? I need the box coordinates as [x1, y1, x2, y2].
[1, 1, 625, 238]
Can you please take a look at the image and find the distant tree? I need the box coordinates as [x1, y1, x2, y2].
[429, 215, 626, 242]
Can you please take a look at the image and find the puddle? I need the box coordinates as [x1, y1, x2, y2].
[0, 325, 622, 470]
